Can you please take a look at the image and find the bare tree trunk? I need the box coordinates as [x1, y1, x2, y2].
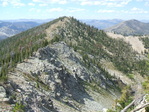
[120, 100, 135, 112]
[131, 103, 149, 112]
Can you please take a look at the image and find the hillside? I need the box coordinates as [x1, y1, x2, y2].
[0, 21, 40, 40]
[106, 19, 149, 36]
[0, 17, 149, 112]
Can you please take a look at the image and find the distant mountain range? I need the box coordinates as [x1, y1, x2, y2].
[2, 19, 53, 23]
[81, 19, 123, 29]
[0, 21, 40, 40]
[1, 18, 149, 41]
[106, 19, 149, 36]
[0, 19, 123, 40]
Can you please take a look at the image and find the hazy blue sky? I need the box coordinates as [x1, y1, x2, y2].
[0, 0, 149, 20]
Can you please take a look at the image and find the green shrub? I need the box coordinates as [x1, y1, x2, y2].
[127, 73, 134, 80]
[12, 103, 24, 112]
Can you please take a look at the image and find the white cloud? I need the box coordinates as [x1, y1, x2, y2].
[29, 8, 41, 12]
[145, 2, 149, 6]
[46, 7, 85, 13]
[12, 1, 25, 6]
[2, 1, 8, 6]
[73, 0, 132, 7]
[0, 0, 8, 6]
[39, 3, 47, 6]
[32, 0, 68, 4]
[97, 9, 115, 13]
[97, 7, 148, 14]
[80, 1, 92, 5]
[121, 10, 129, 13]
[0, 0, 25, 7]
[67, 8, 85, 12]
[136, 0, 146, 1]
[28, 3, 35, 6]
[131, 7, 140, 11]
[32, 0, 41, 2]
[47, 8, 64, 12]
[131, 7, 148, 13]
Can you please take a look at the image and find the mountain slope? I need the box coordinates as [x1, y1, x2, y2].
[0, 17, 148, 112]
[0, 21, 40, 40]
[106, 19, 149, 36]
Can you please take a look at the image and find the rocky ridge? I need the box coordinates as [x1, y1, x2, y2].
[0, 42, 120, 112]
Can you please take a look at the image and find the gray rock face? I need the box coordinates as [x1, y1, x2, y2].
[0, 86, 6, 98]
[6, 42, 120, 112]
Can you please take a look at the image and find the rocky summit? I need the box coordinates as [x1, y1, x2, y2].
[0, 16, 149, 112]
